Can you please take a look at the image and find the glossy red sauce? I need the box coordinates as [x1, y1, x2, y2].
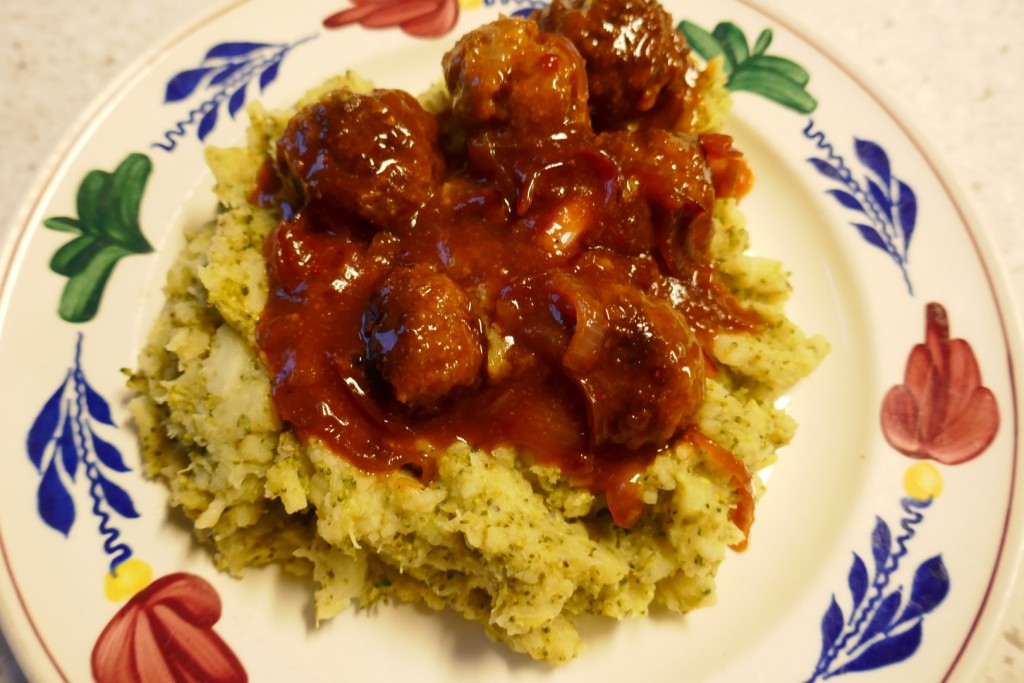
[685, 428, 755, 550]
[253, 6, 761, 534]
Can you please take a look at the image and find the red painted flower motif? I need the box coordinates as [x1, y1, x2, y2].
[881, 302, 999, 464]
[323, 0, 459, 38]
[91, 572, 247, 683]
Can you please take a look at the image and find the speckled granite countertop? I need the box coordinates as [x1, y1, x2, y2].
[0, 1, 1022, 681]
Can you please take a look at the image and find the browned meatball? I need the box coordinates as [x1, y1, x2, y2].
[277, 89, 443, 227]
[574, 284, 704, 449]
[598, 128, 712, 212]
[442, 16, 590, 137]
[598, 131, 716, 272]
[362, 265, 484, 408]
[534, 0, 691, 130]
[584, 129, 712, 258]
[562, 258, 705, 449]
[495, 258, 705, 450]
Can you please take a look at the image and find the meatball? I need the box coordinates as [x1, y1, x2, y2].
[561, 259, 705, 449]
[442, 17, 590, 137]
[598, 131, 716, 272]
[495, 260, 705, 450]
[362, 265, 484, 409]
[574, 285, 704, 449]
[276, 88, 443, 227]
[534, 0, 691, 130]
[598, 128, 712, 212]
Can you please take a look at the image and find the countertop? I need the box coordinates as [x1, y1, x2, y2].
[0, 0, 1022, 681]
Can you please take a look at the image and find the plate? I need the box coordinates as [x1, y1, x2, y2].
[0, 0, 1020, 681]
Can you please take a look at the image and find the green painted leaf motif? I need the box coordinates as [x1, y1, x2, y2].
[728, 67, 818, 113]
[50, 234, 102, 277]
[678, 20, 726, 69]
[678, 19, 818, 114]
[57, 245, 133, 323]
[75, 171, 107, 236]
[744, 53, 811, 87]
[752, 28, 773, 56]
[42, 217, 84, 233]
[44, 152, 155, 323]
[712, 22, 749, 72]
[106, 153, 154, 253]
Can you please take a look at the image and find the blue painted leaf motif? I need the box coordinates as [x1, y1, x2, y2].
[165, 67, 215, 103]
[866, 178, 895, 224]
[91, 431, 130, 473]
[27, 382, 65, 470]
[156, 34, 315, 152]
[198, 106, 219, 141]
[895, 179, 918, 246]
[97, 474, 140, 519]
[854, 223, 888, 252]
[204, 41, 272, 59]
[39, 458, 75, 536]
[228, 86, 247, 118]
[808, 157, 844, 181]
[835, 620, 922, 675]
[848, 553, 869, 613]
[29, 335, 140, 572]
[900, 555, 949, 624]
[802, 123, 915, 294]
[804, 493, 944, 680]
[857, 590, 903, 648]
[259, 60, 281, 91]
[821, 596, 844, 653]
[855, 138, 892, 188]
[58, 413, 78, 481]
[209, 61, 247, 87]
[85, 379, 115, 426]
[827, 189, 864, 212]
[871, 517, 892, 571]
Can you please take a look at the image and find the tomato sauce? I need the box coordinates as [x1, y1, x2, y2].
[253, 8, 762, 535]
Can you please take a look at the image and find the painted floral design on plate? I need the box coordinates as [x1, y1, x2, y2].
[0, 2, 1013, 682]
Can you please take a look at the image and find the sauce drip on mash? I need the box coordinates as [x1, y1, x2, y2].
[255, 0, 759, 530]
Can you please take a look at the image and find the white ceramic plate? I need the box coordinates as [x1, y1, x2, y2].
[1, 0, 1020, 681]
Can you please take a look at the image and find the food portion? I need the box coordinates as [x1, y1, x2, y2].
[129, 0, 827, 664]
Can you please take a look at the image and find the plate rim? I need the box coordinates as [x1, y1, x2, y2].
[0, 0, 1021, 681]
[0, 5, 254, 681]
[735, 1, 1024, 678]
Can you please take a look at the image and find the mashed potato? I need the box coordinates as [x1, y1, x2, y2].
[128, 33, 826, 664]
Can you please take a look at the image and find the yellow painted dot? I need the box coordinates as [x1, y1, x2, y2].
[104, 558, 153, 602]
[458, 0, 483, 9]
[904, 462, 943, 501]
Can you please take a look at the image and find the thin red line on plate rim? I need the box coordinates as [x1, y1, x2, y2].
[0, 0, 1018, 681]
[733, 0, 1022, 679]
